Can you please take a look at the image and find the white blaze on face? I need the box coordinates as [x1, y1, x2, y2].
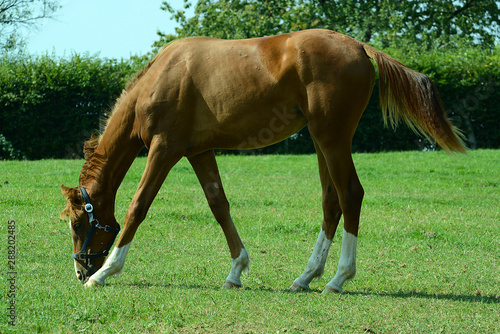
[70, 218, 79, 279]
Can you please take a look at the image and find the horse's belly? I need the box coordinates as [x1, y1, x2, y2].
[188, 103, 307, 154]
[223, 106, 307, 150]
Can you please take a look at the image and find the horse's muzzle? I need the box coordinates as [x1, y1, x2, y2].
[75, 262, 100, 284]
[76, 270, 89, 284]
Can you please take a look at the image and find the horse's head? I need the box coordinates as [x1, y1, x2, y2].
[60, 185, 120, 284]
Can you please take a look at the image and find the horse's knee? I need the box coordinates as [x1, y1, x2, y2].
[206, 192, 227, 210]
[127, 198, 148, 223]
[205, 184, 230, 217]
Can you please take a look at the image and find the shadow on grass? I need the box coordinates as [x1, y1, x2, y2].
[112, 281, 499, 304]
[112, 280, 324, 294]
[344, 290, 500, 304]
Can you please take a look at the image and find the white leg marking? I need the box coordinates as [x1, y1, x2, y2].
[293, 229, 332, 289]
[225, 248, 250, 287]
[325, 229, 357, 293]
[85, 242, 132, 287]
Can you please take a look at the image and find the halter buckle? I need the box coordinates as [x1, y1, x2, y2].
[84, 203, 94, 213]
[74, 252, 86, 261]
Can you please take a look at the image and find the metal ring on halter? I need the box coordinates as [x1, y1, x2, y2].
[84, 203, 94, 213]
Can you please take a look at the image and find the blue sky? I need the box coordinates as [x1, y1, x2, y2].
[25, 0, 190, 59]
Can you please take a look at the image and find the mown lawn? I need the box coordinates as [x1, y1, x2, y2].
[1, 150, 499, 333]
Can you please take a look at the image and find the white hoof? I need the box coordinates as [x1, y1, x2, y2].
[222, 281, 241, 289]
[84, 279, 103, 288]
[225, 248, 250, 288]
[322, 284, 342, 294]
[289, 282, 309, 292]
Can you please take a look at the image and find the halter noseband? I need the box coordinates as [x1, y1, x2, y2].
[71, 187, 120, 261]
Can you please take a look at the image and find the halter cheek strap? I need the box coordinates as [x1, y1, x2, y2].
[72, 187, 120, 261]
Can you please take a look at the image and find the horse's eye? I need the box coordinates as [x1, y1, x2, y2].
[73, 223, 81, 231]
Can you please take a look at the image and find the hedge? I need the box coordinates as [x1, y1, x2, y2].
[0, 54, 135, 159]
[0, 47, 499, 159]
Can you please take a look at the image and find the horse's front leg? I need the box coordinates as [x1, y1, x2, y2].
[85, 138, 182, 287]
[84, 243, 132, 287]
[188, 150, 250, 288]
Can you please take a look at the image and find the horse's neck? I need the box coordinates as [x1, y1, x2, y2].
[81, 97, 143, 200]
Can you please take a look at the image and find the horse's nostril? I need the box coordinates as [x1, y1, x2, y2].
[76, 271, 85, 283]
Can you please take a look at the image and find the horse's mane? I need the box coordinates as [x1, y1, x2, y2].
[79, 135, 104, 185]
[78, 42, 179, 185]
[78, 43, 174, 185]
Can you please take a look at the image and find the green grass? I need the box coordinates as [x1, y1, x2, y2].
[1, 150, 499, 333]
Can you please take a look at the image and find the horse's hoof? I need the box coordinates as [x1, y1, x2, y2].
[289, 282, 308, 292]
[322, 285, 342, 294]
[84, 279, 103, 288]
[222, 281, 241, 289]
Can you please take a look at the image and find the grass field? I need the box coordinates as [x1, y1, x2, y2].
[1, 150, 499, 333]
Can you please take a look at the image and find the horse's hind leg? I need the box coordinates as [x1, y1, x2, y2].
[290, 139, 342, 291]
[309, 132, 364, 293]
[302, 81, 371, 293]
[322, 150, 362, 293]
[188, 150, 249, 288]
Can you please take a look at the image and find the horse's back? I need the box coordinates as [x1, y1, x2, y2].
[145, 29, 373, 101]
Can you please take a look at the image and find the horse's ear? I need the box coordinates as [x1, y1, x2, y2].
[61, 185, 83, 205]
[61, 185, 77, 200]
[61, 185, 71, 197]
[60, 185, 78, 220]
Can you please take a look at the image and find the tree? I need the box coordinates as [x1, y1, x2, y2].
[156, 0, 500, 50]
[0, 0, 60, 51]
[155, 0, 316, 48]
[311, 0, 500, 49]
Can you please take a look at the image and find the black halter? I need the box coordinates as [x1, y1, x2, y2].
[72, 187, 120, 261]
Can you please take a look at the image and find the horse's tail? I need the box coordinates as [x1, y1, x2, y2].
[361, 43, 466, 153]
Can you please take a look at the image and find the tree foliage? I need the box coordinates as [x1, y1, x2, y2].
[313, 0, 500, 49]
[0, 0, 60, 51]
[157, 0, 500, 50]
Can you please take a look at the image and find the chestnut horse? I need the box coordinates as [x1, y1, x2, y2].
[61, 29, 465, 292]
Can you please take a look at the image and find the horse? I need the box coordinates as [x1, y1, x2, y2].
[60, 29, 465, 293]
